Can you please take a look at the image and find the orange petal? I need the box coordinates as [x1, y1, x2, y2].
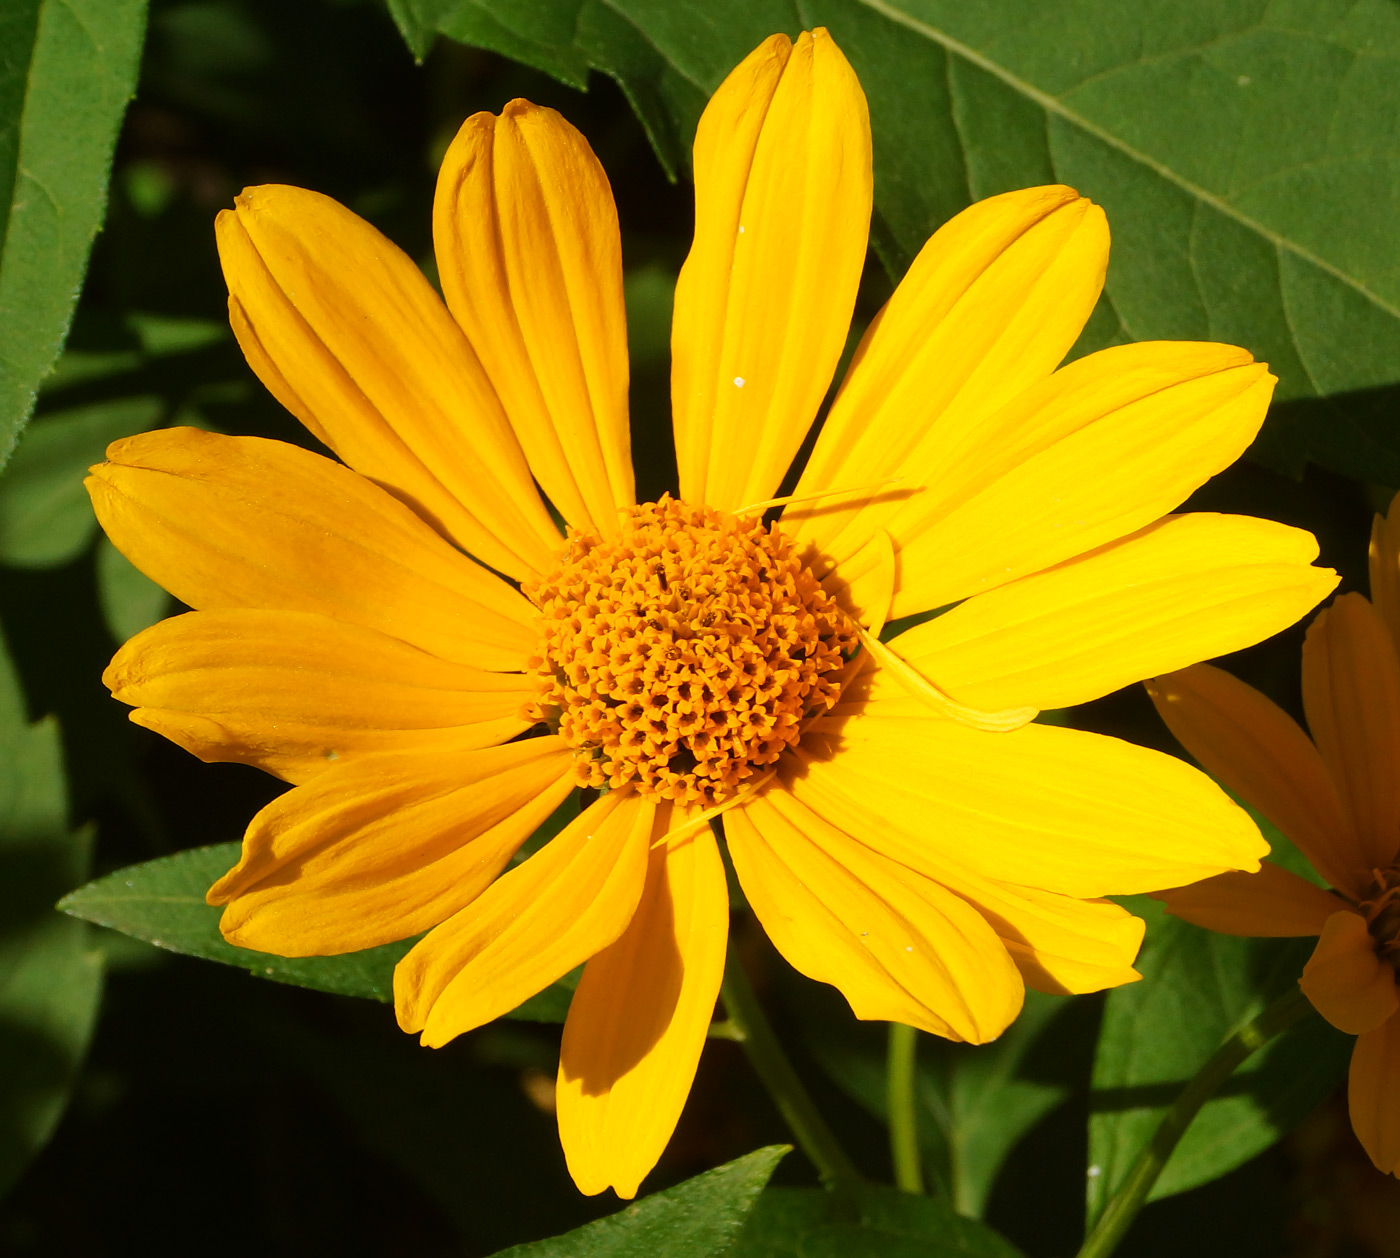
[394, 790, 655, 1046]
[1299, 910, 1399, 1035]
[210, 736, 575, 955]
[1302, 594, 1400, 870]
[671, 29, 872, 511]
[785, 185, 1107, 569]
[1350, 1011, 1400, 1176]
[107, 609, 531, 784]
[1157, 862, 1348, 937]
[557, 822, 727, 1199]
[86, 428, 537, 670]
[434, 102, 634, 534]
[725, 788, 1024, 1043]
[1147, 663, 1367, 897]
[217, 184, 560, 579]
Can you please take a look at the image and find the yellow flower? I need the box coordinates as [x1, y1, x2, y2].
[1147, 494, 1400, 1178]
[88, 29, 1336, 1197]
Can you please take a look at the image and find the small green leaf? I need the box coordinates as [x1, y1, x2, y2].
[0, 627, 103, 1196]
[95, 534, 170, 643]
[0, 0, 149, 468]
[490, 1145, 789, 1258]
[731, 1184, 1026, 1257]
[1087, 896, 1349, 1221]
[0, 397, 162, 568]
[61, 790, 585, 1020]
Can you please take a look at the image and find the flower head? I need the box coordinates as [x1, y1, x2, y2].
[1148, 493, 1400, 1177]
[88, 29, 1337, 1197]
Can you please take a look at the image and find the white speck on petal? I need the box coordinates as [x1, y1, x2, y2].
[905, 946, 913, 952]
[734, 376, 746, 388]
[738, 225, 746, 234]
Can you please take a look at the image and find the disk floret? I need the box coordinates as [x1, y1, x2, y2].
[1363, 865, 1400, 972]
[523, 496, 857, 805]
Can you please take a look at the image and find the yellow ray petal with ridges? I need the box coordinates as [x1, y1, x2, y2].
[785, 186, 1106, 565]
[816, 528, 895, 633]
[894, 513, 1336, 713]
[217, 185, 560, 579]
[1156, 863, 1347, 937]
[106, 609, 532, 784]
[1350, 1013, 1400, 1175]
[396, 790, 654, 1046]
[1299, 910, 1399, 1035]
[726, 789, 1024, 1043]
[209, 736, 575, 955]
[1369, 493, 1400, 659]
[434, 102, 634, 534]
[671, 28, 871, 512]
[1147, 664, 1366, 897]
[1303, 594, 1400, 871]
[557, 820, 727, 1199]
[791, 703, 1266, 899]
[86, 428, 536, 671]
[884, 348, 1276, 618]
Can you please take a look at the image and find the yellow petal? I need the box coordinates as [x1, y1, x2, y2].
[1303, 594, 1400, 870]
[725, 788, 1024, 1043]
[1300, 910, 1399, 1035]
[434, 102, 634, 534]
[106, 609, 531, 784]
[889, 347, 1274, 617]
[1147, 664, 1367, 898]
[86, 428, 537, 670]
[894, 513, 1337, 712]
[795, 694, 1267, 899]
[1369, 493, 1400, 659]
[557, 821, 727, 1199]
[671, 28, 871, 512]
[1350, 1012, 1400, 1175]
[1156, 862, 1347, 937]
[395, 790, 655, 1046]
[210, 735, 575, 955]
[817, 528, 895, 633]
[217, 184, 560, 579]
[785, 185, 1107, 568]
[925, 861, 1145, 995]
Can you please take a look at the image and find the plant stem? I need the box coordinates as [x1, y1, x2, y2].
[720, 948, 865, 1187]
[887, 1022, 924, 1193]
[1075, 987, 1314, 1258]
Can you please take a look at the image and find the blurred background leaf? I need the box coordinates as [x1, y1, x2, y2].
[0, 0, 148, 468]
[0, 627, 103, 1196]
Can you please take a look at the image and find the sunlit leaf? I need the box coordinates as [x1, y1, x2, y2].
[490, 1145, 788, 1258]
[0, 0, 148, 468]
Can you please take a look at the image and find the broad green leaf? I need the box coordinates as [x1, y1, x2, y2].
[490, 1146, 788, 1258]
[731, 1184, 1025, 1258]
[1087, 896, 1349, 1222]
[386, 0, 704, 178]
[0, 0, 148, 468]
[61, 786, 585, 1019]
[0, 397, 161, 568]
[0, 626, 103, 1196]
[405, 0, 1400, 485]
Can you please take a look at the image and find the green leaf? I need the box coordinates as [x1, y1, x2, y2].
[406, 0, 1400, 485]
[731, 1184, 1025, 1258]
[0, 626, 103, 1196]
[1087, 896, 1349, 1222]
[0, 396, 162, 568]
[94, 534, 170, 643]
[490, 1145, 788, 1258]
[60, 785, 585, 1019]
[0, 0, 148, 468]
[803, 989, 1072, 1217]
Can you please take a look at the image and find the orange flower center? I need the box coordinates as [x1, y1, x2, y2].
[1362, 866, 1400, 969]
[522, 496, 857, 806]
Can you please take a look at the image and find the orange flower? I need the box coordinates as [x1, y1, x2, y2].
[89, 29, 1336, 1197]
[1149, 494, 1400, 1177]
